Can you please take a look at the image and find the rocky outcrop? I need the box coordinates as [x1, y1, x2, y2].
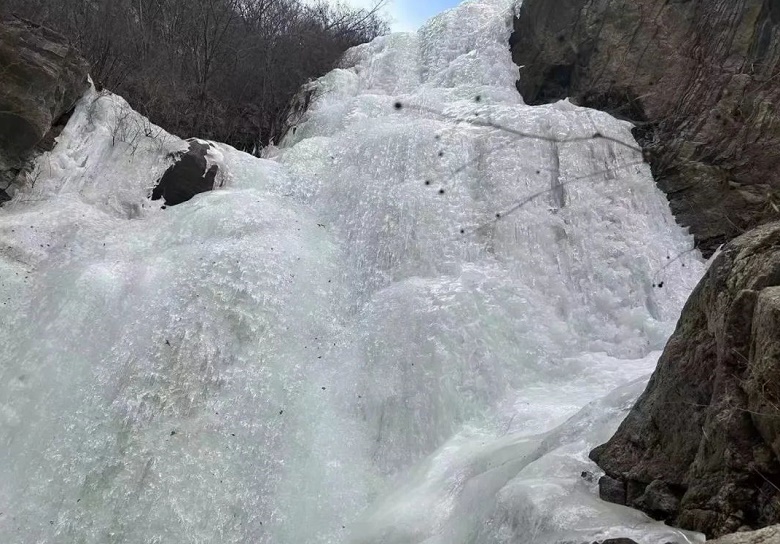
[511, 0, 780, 257]
[709, 525, 780, 543]
[513, 0, 780, 538]
[0, 16, 89, 196]
[151, 140, 221, 206]
[589, 221, 780, 538]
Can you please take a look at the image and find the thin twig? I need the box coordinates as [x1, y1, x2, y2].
[405, 103, 644, 154]
[458, 159, 646, 235]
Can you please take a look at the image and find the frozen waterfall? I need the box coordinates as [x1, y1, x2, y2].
[0, 0, 706, 543]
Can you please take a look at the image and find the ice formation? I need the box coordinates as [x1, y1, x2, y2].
[0, 1, 706, 542]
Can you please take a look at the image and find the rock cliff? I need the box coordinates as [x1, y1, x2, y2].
[511, 0, 780, 257]
[0, 16, 89, 199]
[511, 1, 780, 537]
[590, 222, 780, 537]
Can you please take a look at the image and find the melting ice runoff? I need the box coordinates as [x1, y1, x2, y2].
[0, 0, 708, 542]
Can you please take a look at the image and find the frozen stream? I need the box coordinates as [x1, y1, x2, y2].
[0, 1, 706, 542]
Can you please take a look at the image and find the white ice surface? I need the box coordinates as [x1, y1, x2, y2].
[1, 1, 707, 543]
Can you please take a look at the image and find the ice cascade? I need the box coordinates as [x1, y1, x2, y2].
[0, 1, 706, 543]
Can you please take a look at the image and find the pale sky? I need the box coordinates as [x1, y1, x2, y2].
[341, 0, 462, 32]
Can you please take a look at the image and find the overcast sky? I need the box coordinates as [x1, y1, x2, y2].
[341, 0, 461, 32]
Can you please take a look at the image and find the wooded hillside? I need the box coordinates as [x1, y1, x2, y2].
[0, 0, 387, 150]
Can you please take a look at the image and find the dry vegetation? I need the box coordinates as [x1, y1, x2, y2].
[0, 0, 388, 151]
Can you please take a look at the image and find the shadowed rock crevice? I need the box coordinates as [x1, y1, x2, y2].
[151, 140, 221, 206]
[511, 0, 780, 257]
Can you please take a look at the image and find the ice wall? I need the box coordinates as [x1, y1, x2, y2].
[0, 1, 706, 543]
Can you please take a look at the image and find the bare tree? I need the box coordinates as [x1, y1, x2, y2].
[0, 0, 389, 150]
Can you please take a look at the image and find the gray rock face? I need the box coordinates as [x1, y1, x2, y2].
[633, 480, 681, 521]
[708, 525, 780, 543]
[511, 0, 780, 257]
[0, 16, 89, 192]
[590, 221, 780, 538]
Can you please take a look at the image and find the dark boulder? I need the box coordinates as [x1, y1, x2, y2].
[597, 475, 626, 506]
[0, 16, 89, 193]
[591, 539, 639, 544]
[511, 0, 780, 257]
[151, 140, 221, 206]
[590, 221, 780, 538]
[632, 480, 681, 521]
